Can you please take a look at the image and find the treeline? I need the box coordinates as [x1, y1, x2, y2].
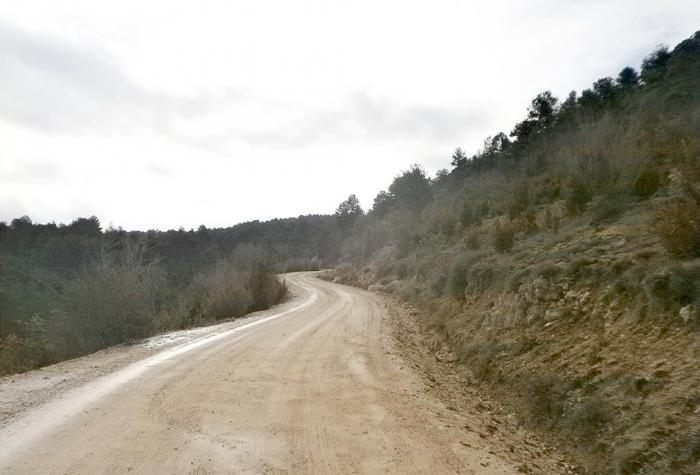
[335, 31, 700, 266]
[0, 215, 339, 375]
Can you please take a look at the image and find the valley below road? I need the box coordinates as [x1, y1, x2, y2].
[0, 272, 569, 474]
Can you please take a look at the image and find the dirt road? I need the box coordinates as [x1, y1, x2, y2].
[0, 273, 564, 474]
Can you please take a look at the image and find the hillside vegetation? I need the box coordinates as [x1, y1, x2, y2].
[0, 215, 340, 374]
[326, 32, 700, 473]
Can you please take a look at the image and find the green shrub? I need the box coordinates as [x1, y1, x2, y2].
[464, 229, 480, 250]
[493, 221, 516, 253]
[633, 167, 662, 199]
[566, 176, 593, 214]
[0, 334, 50, 376]
[543, 207, 560, 232]
[446, 260, 469, 300]
[248, 268, 288, 311]
[590, 193, 626, 224]
[48, 258, 165, 356]
[644, 266, 697, 309]
[508, 181, 530, 218]
[466, 262, 496, 292]
[561, 397, 613, 442]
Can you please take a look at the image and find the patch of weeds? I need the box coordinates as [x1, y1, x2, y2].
[643, 266, 697, 310]
[566, 256, 596, 279]
[667, 431, 700, 472]
[519, 374, 567, 427]
[428, 270, 447, 298]
[466, 262, 496, 293]
[561, 396, 613, 443]
[535, 263, 562, 281]
[458, 342, 522, 382]
[612, 265, 645, 296]
[654, 197, 700, 258]
[464, 228, 481, 250]
[508, 336, 537, 356]
[493, 221, 516, 253]
[566, 175, 593, 214]
[506, 269, 530, 292]
[445, 259, 469, 300]
[633, 166, 662, 200]
[612, 443, 650, 475]
[590, 193, 627, 225]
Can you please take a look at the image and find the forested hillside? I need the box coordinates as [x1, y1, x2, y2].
[0, 215, 339, 374]
[326, 32, 700, 473]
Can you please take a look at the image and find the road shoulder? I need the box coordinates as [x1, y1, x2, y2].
[378, 294, 577, 474]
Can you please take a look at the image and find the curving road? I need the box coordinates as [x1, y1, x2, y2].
[0, 272, 528, 474]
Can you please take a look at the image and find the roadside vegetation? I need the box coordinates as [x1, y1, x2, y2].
[325, 32, 700, 473]
[0, 216, 339, 375]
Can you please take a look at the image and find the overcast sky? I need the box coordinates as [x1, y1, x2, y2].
[1, 1, 698, 230]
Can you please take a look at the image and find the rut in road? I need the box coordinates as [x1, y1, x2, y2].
[0, 272, 561, 474]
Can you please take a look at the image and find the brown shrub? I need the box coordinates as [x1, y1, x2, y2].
[520, 374, 567, 427]
[0, 334, 50, 376]
[655, 197, 700, 258]
[493, 221, 516, 253]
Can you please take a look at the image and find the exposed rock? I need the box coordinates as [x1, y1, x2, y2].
[544, 308, 564, 321]
[679, 305, 696, 324]
[367, 284, 385, 292]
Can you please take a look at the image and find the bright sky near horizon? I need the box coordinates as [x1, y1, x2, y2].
[1, 0, 698, 230]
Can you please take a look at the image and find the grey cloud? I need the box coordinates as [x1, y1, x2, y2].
[0, 21, 486, 151]
[175, 92, 489, 153]
[247, 92, 489, 147]
[349, 93, 487, 141]
[0, 21, 220, 133]
[2, 160, 62, 184]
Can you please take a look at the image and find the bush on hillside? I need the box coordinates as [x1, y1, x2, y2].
[655, 197, 700, 258]
[446, 259, 470, 300]
[566, 175, 593, 214]
[0, 334, 50, 376]
[561, 397, 613, 443]
[643, 265, 698, 310]
[520, 374, 567, 427]
[47, 257, 165, 356]
[633, 166, 663, 199]
[493, 221, 516, 253]
[590, 192, 626, 225]
[508, 181, 530, 218]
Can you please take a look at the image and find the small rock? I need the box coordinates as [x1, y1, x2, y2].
[544, 308, 563, 321]
[679, 305, 696, 323]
